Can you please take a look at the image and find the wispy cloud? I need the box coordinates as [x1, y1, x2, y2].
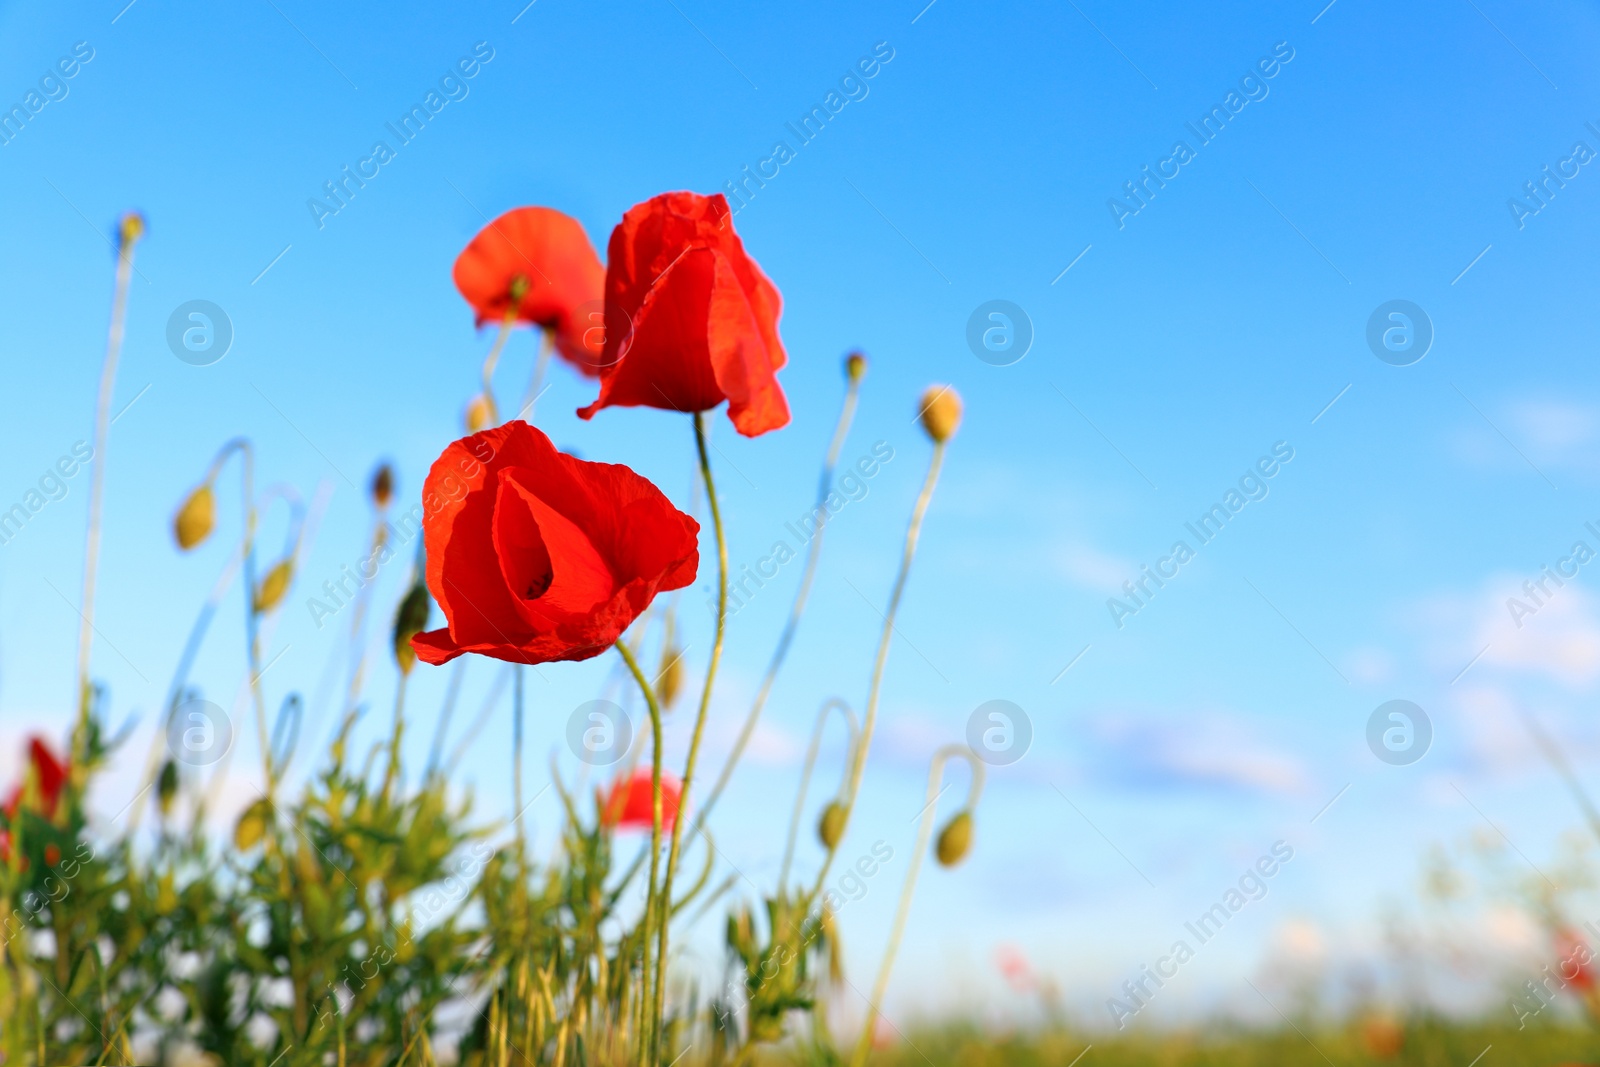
[1085, 710, 1310, 795]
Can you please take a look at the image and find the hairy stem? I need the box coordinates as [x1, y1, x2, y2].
[480, 308, 517, 425]
[779, 699, 858, 890]
[692, 375, 860, 837]
[615, 640, 665, 1066]
[653, 412, 728, 1055]
[809, 442, 945, 903]
[73, 227, 139, 767]
[849, 745, 981, 1067]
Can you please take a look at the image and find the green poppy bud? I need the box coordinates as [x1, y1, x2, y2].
[917, 385, 962, 444]
[393, 582, 431, 675]
[935, 810, 973, 867]
[157, 759, 178, 816]
[845, 350, 868, 382]
[174, 484, 215, 550]
[370, 463, 395, 509]
[253, 559, 294, 614]
[235, 797, 272, 851]
[818, 800, 847, 851]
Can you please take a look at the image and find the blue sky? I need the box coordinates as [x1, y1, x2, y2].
[3, 0, 1600, 1037]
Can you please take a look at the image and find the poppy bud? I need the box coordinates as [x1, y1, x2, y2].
[935, 810, 973, 867]
[657, 645, 684, 709]
[174, 485, 215, 550]
[845, 351, 868, 382]
[465, 394, 493, 433]
[157, 759, 178, 816]
[818, 800, 847, 851]
[370, 464, 395, 509]
[235, 797, 272, 851]
[917, 385, 962, 444]
[118, 212, 145, 250]
[393, 582, 431, 675]
[253, 559, 294, 614]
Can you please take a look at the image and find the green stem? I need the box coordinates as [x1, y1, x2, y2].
[691, 377, 860, 835]
[616, 640, 665, 1066]
[808, 442, 945, 905]
[73, 229, 139, 769]
[848, 745, 982, 1067]
[513, 664, 526, 864]
[517, 327, 555, 423]
[653, 412, 728, 1056]
[382, 670, 408, 800]
[481, 308, 517, 425]
[778, 698, 859, 890]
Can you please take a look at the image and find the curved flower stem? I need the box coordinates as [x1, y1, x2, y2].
[193, 437, 266, 787]
[848, 745, 984, 1067]
[480, 307, 518, 425]
[128, 538, 245, 832]
[72, 225, 141, 768]
[615, 640, 665, 1067]
[778, 698, 859, 890]
[668, 826, 717, 917]
[653, 411, 728, 1053]
[234, 453, 270, 787]
[690, 375, 860, 839]
[807, 441, 946, 905]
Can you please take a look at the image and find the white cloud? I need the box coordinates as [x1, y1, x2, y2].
[1088, 710, 1310, 795]
[1478, 578, 1600, 687]
[1509, 399, 1600, 460]
[1052, 543, 1134, 593]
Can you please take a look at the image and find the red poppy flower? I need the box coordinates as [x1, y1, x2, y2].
[576, 192, 790, 438]
[1557, 928, 1597, 992]
[3, 737, 67, 820]
[453, 206, 607, 375]
[601, 768, 682, 832]
[410, 421, 699, 667]
[1, 737, 68, 864]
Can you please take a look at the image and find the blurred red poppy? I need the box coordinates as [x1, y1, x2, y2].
[410, 421, 699, 667]
[453, 206, 607, 375]
[601, 768, 681, 832]
[1557, 928, 1597, 992]
[576, 191, 790, 437]
[1, 737, 68, 863]
[3, 737, 67, 820]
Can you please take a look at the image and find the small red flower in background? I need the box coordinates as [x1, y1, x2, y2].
[576, 192, 790, 438]
[1, 737, 68, 863]
[453, 206, 607, 375]
[410, 421, 699, 667]
[4, 737, 67, 820]
[1557, 928, 1597, 992]
[994, 944, 1035, 993]
[601, 768, 682, 832]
